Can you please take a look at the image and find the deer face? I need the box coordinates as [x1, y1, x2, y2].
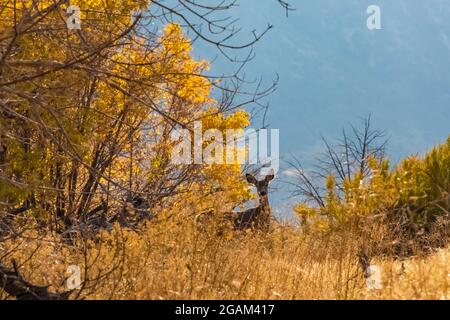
[246, 172, 275, 197]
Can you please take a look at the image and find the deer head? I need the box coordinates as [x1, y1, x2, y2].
[245, 171, 274, 198]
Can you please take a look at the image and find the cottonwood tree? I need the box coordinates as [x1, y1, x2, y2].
[0, 0, 289, 226]
[0, 0, 290, 299]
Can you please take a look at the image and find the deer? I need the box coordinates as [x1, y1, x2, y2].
[224, 170, 275, 232]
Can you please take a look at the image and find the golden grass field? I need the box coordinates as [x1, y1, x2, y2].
[1, 214, 448, 300]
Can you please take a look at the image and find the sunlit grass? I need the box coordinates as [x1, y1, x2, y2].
[1, 213, 447, 300]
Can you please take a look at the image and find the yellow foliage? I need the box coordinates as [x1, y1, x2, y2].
[297, 137, 450, 233]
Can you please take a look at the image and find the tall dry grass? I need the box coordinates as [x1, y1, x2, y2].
[0, 209, 448, 300]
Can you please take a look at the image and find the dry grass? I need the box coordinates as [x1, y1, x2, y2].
[1, 212, 448, 300]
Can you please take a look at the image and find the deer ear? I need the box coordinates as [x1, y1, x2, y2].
[264, 171, 275, 183]
[245, 173, 258, 185]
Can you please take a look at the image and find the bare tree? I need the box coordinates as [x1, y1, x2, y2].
[287, 116, 388, 207]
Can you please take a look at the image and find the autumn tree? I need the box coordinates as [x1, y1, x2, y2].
[0, 0, 290, 235]
[0, 0, 292, 299]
